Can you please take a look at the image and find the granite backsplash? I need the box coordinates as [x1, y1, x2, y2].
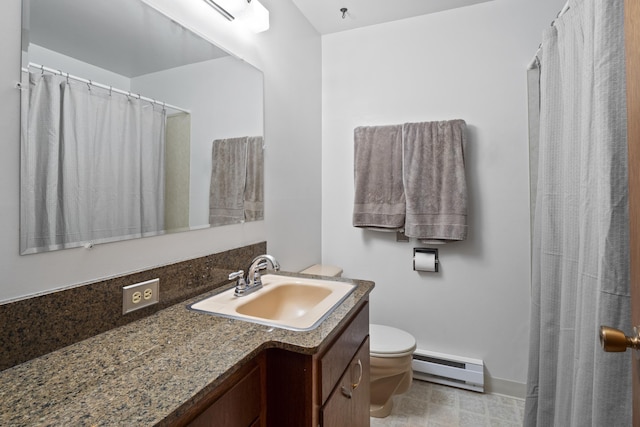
[0, 242, 266, 371]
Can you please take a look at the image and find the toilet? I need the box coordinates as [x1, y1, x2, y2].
[300, 264, 417, 418]
[368, 324, 416, 417]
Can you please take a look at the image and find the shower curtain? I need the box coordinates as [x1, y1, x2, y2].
[21, 73, 166, 252]
[525, 0, 631, 425]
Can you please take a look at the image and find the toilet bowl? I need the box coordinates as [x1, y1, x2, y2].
[369, 324, 416, 417]
[300, 265, 417, 418]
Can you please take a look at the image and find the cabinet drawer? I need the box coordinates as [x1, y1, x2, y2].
[319, 301, 369, 403]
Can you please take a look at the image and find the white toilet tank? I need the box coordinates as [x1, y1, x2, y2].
[300, 264, 343, 277]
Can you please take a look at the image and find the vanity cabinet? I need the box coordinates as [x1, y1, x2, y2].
[266, 299, 370, 426]
[172, 299, 370, 427]
[318, 301, 370, 427]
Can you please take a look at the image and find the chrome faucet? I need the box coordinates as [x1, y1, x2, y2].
[228, 254, 280, 297]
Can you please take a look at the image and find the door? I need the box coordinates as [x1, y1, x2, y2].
[627, 0, 640, 424]
[602, 1, 640, 426]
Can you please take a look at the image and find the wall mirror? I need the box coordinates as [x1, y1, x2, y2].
[20, 0, 265, 255]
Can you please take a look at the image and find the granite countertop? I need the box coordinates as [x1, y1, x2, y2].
[0, 273, 374, 426]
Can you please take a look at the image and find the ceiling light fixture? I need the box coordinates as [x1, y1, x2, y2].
[240, 0, 270, 33]
[203, 0, 247, 21]
[203, 0, 270, 33]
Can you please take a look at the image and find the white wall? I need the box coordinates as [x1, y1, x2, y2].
[0, 0, 322, 302]
[321, 0, 566, 395]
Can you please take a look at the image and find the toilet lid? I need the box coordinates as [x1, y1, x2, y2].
[370, 324, 417, 358]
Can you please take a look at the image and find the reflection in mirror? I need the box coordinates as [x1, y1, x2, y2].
[20, 0, 264, 254]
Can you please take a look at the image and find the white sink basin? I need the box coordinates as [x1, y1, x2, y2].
[188, 274, 356, 331]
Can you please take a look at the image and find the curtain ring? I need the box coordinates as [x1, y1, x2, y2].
[40, 65, 44, 75]
[109, 86, 113, 96]
[66, 73, 70, 84]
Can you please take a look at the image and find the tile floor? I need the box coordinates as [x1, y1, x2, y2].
[370, 380, 525, 427]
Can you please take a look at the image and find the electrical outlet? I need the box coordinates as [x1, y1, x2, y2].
[123, 279, 159, 314]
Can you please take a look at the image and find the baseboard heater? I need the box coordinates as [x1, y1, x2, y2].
[412, 349, 484, 393]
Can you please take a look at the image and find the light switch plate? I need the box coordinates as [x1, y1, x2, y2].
[123, 278, 159, 314]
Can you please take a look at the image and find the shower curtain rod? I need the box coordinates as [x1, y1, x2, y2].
[527, 1, 571, 69]
[552, 1, 571, 26]
[24, 62, 190, 114]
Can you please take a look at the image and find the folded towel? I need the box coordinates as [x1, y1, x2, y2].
[352, 125, 406, 230]
[403, 120, 468, 242]
[209, 137, 247, 226]
[244, 136, 264, 222]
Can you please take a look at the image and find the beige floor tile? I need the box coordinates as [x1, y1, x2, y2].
[371, 381, 524, 427]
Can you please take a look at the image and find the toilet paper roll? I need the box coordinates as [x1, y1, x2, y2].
[414, 251, 437, 272]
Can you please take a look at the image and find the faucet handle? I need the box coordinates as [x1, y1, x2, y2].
[229, 270, 245, 284]
[229, 270, 247, 289]
[254, 261, 268, 271]
[250, 262, 268, 285]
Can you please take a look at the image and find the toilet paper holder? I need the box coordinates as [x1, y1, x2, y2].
[413, 248, 439, 272]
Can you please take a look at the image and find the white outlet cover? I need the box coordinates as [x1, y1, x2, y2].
[123, 278, 159, 314]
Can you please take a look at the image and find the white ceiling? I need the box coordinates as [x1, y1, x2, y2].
[291, 0, 494, 35]
[29, 0, 229, 78]
[26, 0, 495, 77]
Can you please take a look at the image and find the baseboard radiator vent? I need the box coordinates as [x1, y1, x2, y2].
[412, 349, 484, 393]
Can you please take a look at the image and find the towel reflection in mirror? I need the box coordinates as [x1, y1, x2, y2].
[209, 136, 264, 226]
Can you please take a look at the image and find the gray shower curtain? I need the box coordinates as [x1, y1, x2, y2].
[21, 73, 166, 253]
[524, 0, 631, 425]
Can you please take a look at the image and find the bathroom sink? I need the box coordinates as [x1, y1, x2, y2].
[188, 274, 357, 331]
[235, 284, 332, 320]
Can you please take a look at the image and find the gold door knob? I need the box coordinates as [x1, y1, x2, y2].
[599, 326, 640, 352]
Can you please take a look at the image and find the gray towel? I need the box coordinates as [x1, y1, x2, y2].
[209, 137, 247, 226]
[352, 125, 406, 229]
[244, 136, 264, 222]
[403, 120, 468, 242]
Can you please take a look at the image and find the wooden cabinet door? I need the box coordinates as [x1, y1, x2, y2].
[187, 364, 262, 427]
[320, 303, 369, 403]
[321, 337, 370, 427]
